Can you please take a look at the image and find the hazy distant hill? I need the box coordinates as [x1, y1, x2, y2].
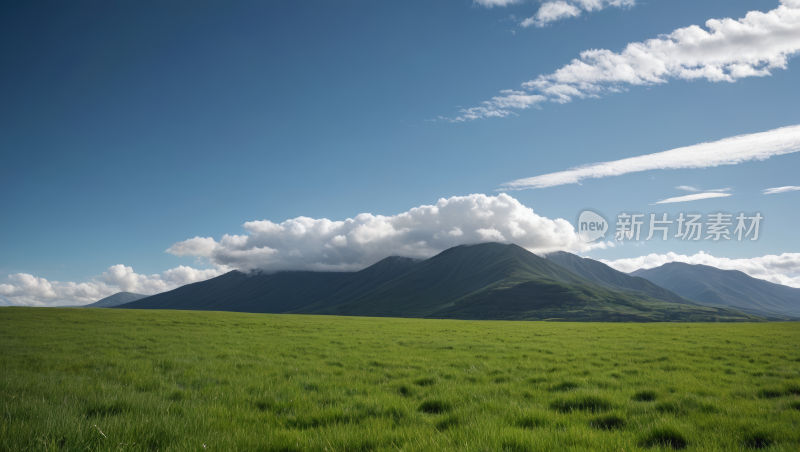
[545, 251, 693, 305]
[117, 243, 756, 322]
[83, 292, 148, 308]
[632, 262, 800, 319]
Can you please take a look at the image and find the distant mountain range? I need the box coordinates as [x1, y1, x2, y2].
[83, 292, 148, 308]
[631, 263, 800, 320]
[116, 243, 756, 322]
[544, 251, 694, 305]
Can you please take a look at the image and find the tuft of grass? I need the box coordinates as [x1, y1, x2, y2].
[549, 380, 580, 392]
[513, 414, 548, 429]
[785, 382, 800, 395]
[757, 388, 784, 398]
[789, 401, 800, 411]
[632, 390, 658, 401]
[85, 400, 131, 417]
[435, 414, 460, 430]
[640, 426, 689, 449]
[418, 400, 452, 414]
[167, 389, 189, 401]
[590, 413, 626, 430]
[413, 376, 436, 387]
[742, 432, 775, 449]
[550, 395, 612, 413]
[397, 384, 413, 397]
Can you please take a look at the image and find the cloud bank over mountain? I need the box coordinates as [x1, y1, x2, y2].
[601, 251, 800, 287]
[166, 194, 611, 273]
[0, 265, 224, 307]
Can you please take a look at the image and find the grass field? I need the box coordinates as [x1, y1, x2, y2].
[1, 308, 799, 451]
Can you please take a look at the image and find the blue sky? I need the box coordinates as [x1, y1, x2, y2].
[2, 0, 800, 305]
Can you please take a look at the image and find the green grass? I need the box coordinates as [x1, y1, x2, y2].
[0, 307, 799, 451]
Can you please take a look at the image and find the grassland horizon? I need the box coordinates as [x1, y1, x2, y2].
[1, 307, 799, 451]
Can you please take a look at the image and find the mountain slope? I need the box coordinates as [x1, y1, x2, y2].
[545, 251, 693, 305]
[83, 292, 148, 308]
[116, 256, 418, 313]
[633, 263, 800, 319]
[300, 243, 755, 322]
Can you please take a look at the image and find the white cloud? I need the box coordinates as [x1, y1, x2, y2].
[522, 1, 581, 28]
[165, 236, 217, 257]
[0, 265, 225, 307]
[501, 124, 800, 189]
[676, 185, 700, 192]
[654, 192, 732, 204]
[474, 0, 522, 7]
[166, 193, 610, 273]
[600, 251, 800, 288]
[520, 0, 635, 27]
[764, 185, 800, 194]
[450, 0, 800, 120]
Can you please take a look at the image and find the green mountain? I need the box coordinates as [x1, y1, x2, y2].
[117, 256, 418, 313]
[632, 262, 800, 319]
[118, 243, 757, 322]
[545, 251, 693, 305]
[299, 243, 753, 321]
[83, 292, 148, 308]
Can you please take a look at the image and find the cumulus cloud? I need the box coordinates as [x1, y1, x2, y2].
[166, 193, 610, 273]
[653, 192, 732, 204]
[446, 1, 800, 120]
[764, 185, 800, 194]
[501, 124, 800, 189]
[600, 251, 800, 288]
[0, 265, 225, 307]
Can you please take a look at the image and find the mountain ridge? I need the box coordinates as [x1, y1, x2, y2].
[632, 262, 800, 319]
[117, 243, 758, 322]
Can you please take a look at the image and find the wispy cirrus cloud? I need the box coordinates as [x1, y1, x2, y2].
[474, 0, 523, 7]
[444, 0, 800, 121]
[653, 192, 732, 204]
[500, 124, 800, 189]
[763, 185, 800, 194]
